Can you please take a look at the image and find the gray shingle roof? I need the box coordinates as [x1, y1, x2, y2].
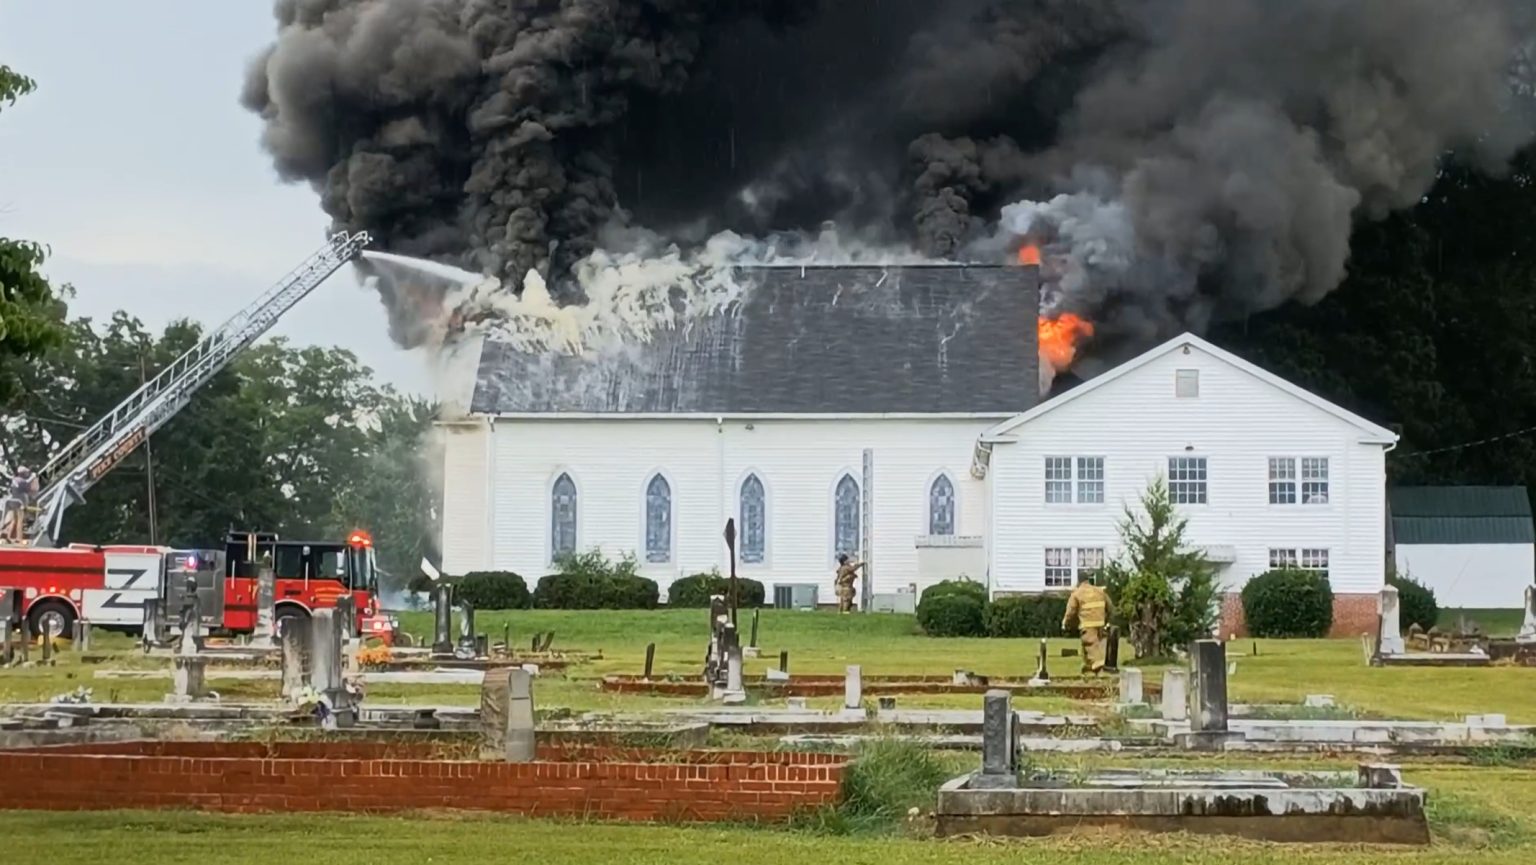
[469, 265, 1042, 415]
[1389, 486, 1535, 545]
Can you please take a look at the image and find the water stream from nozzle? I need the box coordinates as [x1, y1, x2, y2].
[361, 250, 489, 287]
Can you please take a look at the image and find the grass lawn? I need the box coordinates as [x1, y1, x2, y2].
[1438, 608, 1523, 636]
[8, 762, 1536, 865]
[6, 609, 1536, 720]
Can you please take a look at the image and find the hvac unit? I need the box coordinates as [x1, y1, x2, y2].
[773, 584, 819, 610]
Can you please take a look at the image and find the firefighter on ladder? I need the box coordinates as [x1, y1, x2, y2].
[1061, 571, 1112, 675]
[1, 467, 38, 544]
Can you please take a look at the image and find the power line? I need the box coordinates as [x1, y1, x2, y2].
[1394, 423, 1536, 459]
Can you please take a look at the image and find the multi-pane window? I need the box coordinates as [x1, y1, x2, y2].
[1044, 548, 1074, 588]
[1301, 458, 1330, 503]
[740, 474, 766, 564]
[1301, 548, 1330, 575]
[1045, 457, 1073, 503]
[1045, 456, 1105, 504]
[835, 474, 861, 557]
[1269, 548, 1330, 576]
[1046, 546, 1104, 588]
[644, 474, 672, 564]
[1270, 457, 1328, 504]
[551, 473, 578, 559]
[1168, 457, 1208, 504]
[1268, 458, 1297, 504]
[928, 474, 956, 535]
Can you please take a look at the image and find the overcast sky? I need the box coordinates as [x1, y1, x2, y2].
[0, 1, 431, 394]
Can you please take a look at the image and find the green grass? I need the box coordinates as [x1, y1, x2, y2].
[1437, 608, 1523, 637]
[9, 611, 1536, 722]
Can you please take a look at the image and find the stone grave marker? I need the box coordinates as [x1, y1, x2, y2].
[1160, 669, 1189, 721]
[844, 665, 863, 710]
[1118, 667, 1144, 705]
[483, 668, 537, 762]
[431, 584, 453, 656]
[1378, 585, 1405, 656]
[1518, 584, 1536, 644]
[456, 599, 477, 658]
[976, 689, 1018, 788]
[279, 616, 311, 701]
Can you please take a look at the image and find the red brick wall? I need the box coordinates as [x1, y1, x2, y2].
[1218, 592, 1378, 639]
[1, 742, 845, 822]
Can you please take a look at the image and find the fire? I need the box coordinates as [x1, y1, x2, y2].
[1017, 244, 1042, 266]
[1038, 313, 1095, 372]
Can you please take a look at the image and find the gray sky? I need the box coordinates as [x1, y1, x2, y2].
[0, 1, 431, 394]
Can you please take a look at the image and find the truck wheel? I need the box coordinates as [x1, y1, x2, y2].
[274, 605, 309, 638]
[28, 600, 75, 640]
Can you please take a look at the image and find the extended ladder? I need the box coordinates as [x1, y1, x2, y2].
[25, 231, 373, 545]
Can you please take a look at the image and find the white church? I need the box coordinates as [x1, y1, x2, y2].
[439, 264, 1396, 635]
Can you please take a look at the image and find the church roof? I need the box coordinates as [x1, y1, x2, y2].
[468, 265, 1041, 416]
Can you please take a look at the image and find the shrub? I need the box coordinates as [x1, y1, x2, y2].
[985, 594, 1070, 638]
[1241, 569, 1334, 638]
[1390, 571, 1439, 631]
[667, 570, 767, 608]
[918, 577, 987, 609]
[454, 571, 530, 611]
[917, 592, 986, 637]
[533, 549, 659, 609]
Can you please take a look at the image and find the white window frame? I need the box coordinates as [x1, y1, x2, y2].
[1268, 547, 1330, 577]
[1044, 547, 1074, 588]
[1301, 458, 1330, 504]
[1044, 456, 1105, 505]
[1168, 456, 1208, 504]
[1075, 547, 1105, 582]
[1269, 457, 1329, 505]
[1301, 548, 1330, 575]
[1268, 548, 1299, 570]
[1175, 368, 1200, 398]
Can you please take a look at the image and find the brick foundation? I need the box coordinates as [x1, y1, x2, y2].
[1218, 592, 1379, 639]
[1, 741, 845, 822]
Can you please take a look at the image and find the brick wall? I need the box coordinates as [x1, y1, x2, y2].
[1, 742, 845, 822]
[1218, 592, 1378, 639]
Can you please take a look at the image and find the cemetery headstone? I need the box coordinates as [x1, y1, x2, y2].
[1104, 625, 1121, 672]
[1030, 638, 1050, 684]
[431, 584, 453, 656]
[456, 600, 477, 658]
[844, 665, 863, 711]
[1518, 584, 1536, 644]
[1378, 585, 1405, 656]
[505, 668, 537, 762]
[1160, 669, 1189, 721]
[976, 689, 1018, 788]
[309, 609, 354, 728]
[279, 617, 309, 701]
[71, 620, 93, 652]
[250, 565, 277, 649]
[723, 643, 747, 705]
[643, 642, 656, 680]
[1118, 667, 1144, 705]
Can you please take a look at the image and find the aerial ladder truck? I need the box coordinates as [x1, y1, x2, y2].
[0, 231, 397, 644]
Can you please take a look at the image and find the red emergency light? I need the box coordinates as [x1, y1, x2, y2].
[347, 530, 373, 548]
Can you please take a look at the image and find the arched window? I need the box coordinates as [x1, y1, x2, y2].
[740, 474, 766, 564]
[835, 474, 861, 557]
[551, 473, 577, 559]
[929, 474, 956, 536]
[645, 474, 672, 563]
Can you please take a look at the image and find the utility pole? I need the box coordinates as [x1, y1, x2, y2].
[141, 355, 158, 545]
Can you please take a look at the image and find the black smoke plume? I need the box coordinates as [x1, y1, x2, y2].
[245, 0, 1534, 356]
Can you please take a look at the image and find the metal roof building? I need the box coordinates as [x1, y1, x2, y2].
[1389, 485, 1535, 609]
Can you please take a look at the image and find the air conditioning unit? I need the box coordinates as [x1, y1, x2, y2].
[773, 584, 819, 610]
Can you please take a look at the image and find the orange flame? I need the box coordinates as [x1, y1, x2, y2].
[1017, 244, 1042, 266]
[1038, 313, 1095, 372]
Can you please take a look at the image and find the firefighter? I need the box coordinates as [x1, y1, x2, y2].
[1061, 571, 1112, 675]
[1, 466, 38, 544]
[834, 553, 864, 614]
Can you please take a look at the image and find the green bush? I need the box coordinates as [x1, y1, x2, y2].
[1390, 571, 1439, 631]
[1240, 569, 1334, 637]
[984, 594, 1070, 638]
[532, 549, 659, 609]
[454, 571, 530, 611]
[917, 592, 986, 637]
[667, 570, 766, 608]
[918, 577, 987, 608]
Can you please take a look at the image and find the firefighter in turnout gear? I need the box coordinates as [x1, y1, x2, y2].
[835, 553, 864, 614]
[1062, 572, 1112, 675]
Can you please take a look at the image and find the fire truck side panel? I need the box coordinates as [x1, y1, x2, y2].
[221, 575, 260, 632]
[81, 552, 162, 626]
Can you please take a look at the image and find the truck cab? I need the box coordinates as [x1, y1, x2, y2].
[221, 529, 394, 642]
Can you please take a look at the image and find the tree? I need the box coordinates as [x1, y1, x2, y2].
[0, 64, 68, 409]
[1099, 477, 1220, 659]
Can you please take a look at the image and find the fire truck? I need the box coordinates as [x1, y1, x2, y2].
[2, 529, 397, 643]
[0, 231, 396, 642]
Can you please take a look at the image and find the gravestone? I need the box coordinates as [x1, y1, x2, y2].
[335, 596, 360, 673]
[309, 609, 354, 728]
[279, 618, 309, 701]
[1378, 585, 1405, 656]
[1104, 625, 1121, 672]
[475, 634, 489, 658]
[976, 689, 1018, 788]
[170, 614, 208, 702]
[505, 668, 537, 762]
[704, 596, 731, 694]
[643, 643, 656, 679]
[71, 620, 93, 652]
[844, 665, 863, 711]
[250, 566, 277, 649]
[1176, 640, 1244, 751]
[1160, 669, 1189, 721]
[1518, 584, 1536, 644]
[431, 584, 453, 656]
[1118, 667, 1144, 705]
[0, 589, 16, 665]
[456, 600, 477, 658]
[745, 608, 761, 658]
[1030, 638, 1050, 684]
[722, 643, 746, 705]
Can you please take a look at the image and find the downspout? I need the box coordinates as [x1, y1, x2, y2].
[716, 417, 726, 567]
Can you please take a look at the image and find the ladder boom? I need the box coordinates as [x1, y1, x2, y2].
[26, 231, 373, 544]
